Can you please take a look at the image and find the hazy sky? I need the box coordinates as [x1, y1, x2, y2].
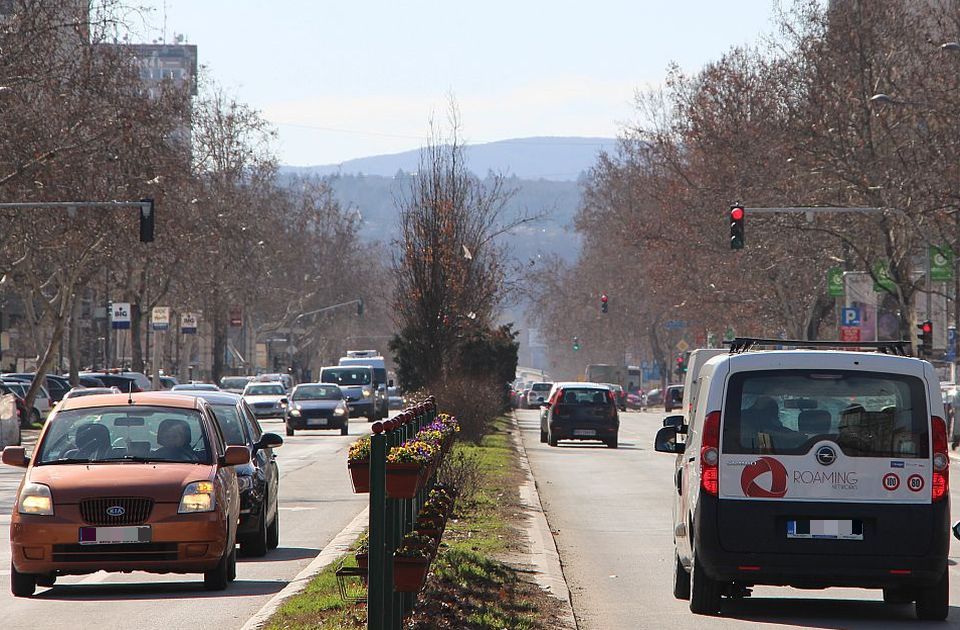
[136, 1, 783, 166]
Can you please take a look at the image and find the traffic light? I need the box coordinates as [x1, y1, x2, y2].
[675, 354, 686, 377]
[729, 204, 745, 250]
[917, 320, 933, 356]
[139, 198, 155, 243]
[600, 293, 609, 313]
[572, 336, 581, 352]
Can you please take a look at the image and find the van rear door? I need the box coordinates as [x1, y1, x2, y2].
[715, 368, 937, 557]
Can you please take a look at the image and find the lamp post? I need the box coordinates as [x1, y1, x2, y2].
[941, 42, 960, 377]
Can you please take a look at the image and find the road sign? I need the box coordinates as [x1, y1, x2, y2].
[827, 267, 844, 297]
[151, 306, 170, 331]
[930, 246, 954, 282]
[110, 302, 131, 330]
[676, 339, 689, 353]
[841, 307, 861, 326]
[872, 261, 896, 293]
[181, 312, 198, 335]
[839, 326, 861, 342]
[947, 327, 957, 362]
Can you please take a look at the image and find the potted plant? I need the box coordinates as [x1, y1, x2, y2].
[393, 532, 437, 592]
[385, 439, 437, 498]
[347, 437, 371, 493]
[354, 532, 369, 569]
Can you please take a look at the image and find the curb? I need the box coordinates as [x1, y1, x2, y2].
[240, 506, 369, 630]
[507, 412, 578, 629]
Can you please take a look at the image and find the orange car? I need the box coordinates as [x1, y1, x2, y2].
[1, 393, 250, 596]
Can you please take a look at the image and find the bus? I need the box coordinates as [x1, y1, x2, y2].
[585, 364, 624, 385]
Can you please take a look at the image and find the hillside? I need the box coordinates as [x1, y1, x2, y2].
[282, 136, 616, 182]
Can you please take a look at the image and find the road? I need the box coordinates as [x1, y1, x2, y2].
[0, 416, 370, 630]
[516, 408, 960, 630]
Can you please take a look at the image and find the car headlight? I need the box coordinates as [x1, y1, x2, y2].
[290, 408, 301, 416]
[334, 404, 347, 416]
[362, 388, 372, 398]
[237, 475, 255, 493]
[179, 480, 216, 513]
[18, 482, 53, 516]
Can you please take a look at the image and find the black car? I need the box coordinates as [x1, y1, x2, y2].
[541, 383, 619, 448]
[75, 374, 106, 388]
[160, 390, 283, 556]
[80, 373, 140, 392]
[285, 383, 350, 436]
[4, 373, 71, 403]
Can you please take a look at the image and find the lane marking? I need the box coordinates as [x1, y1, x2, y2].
[278, 506, 317, 512]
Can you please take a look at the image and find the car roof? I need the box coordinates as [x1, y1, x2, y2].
[157, 390, 242, 405]
[699, 349, 928, 379]
[56, 392, 205, 412]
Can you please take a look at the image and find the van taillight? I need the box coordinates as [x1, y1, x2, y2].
[700, 411, 721, 496]
[932, 416, 949, 502]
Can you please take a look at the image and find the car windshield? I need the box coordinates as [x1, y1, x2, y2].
[210, 404, 247, 445]
[531, 383, 552, 391]
[321, 368, 371, 385]
[722, 369, 929, 458]
[245, 384, 285, 395]
[559, 388, 611, 405]
[221, 377, 251, 389]
[35, 406, 212, 464]
[293, 385, 341, 401]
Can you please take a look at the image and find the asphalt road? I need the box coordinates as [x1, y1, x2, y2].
[0, 415, 371, 630]
[516, 408, 960, 630]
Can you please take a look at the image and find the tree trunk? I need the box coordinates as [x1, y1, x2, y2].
[131, 301, 144, 372]
[68, 296, 81, 385]
[212, 320, 227, 384]
[22, 315, 66, 425]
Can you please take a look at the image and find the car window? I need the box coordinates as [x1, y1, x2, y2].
[210, 404, 249, 446]
[293, 385, 342, 400]
[241, 403, 263, 441]
[722, 369, 929, 458]
[221, 377, 251, 389]
[320, 368, 371, 385]
[531, 383, 552, 392]
[245, 384, 285, 395]
[558, 388, 612, 405]
[35, 406, 212, 464]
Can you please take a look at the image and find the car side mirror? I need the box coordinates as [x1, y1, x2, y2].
[654, 426, 685, 454]
[662, 415, 687, 433]
[222, 445, 251, 466]
[279, 397, 288, 406]
[2, 446, 29, 468]
[256, 432, 284, 450]
[953, 521, 960, 541]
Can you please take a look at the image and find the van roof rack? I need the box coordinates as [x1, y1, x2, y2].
[724, 337, 910, 356]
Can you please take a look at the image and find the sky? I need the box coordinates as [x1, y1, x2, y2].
[134, 1, 784, 166]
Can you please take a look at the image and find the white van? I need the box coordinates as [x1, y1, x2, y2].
[338, 351, 388, 420]
[655, 340, 951, 620]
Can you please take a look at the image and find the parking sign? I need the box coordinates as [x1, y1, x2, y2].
[841, 307, 861, 326]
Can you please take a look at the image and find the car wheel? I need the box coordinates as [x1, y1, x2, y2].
[285, 426, 294, 437]
[539, 429, 547, 443]
[203, 545, 231, 591]
[10, 563, 36, 597]
[267, 503, 280, 550]
[882, 587, 913, 604]
[673, 553, 690, 600]
[915, 568, 948, 620]
[548, 431, 558, 447]
[689, 553, 722, 615]
[240, 507, 269, 558]
[341, 423, 349, 436]
[35, 574, 56, 588]
[606, 435, 618, 448]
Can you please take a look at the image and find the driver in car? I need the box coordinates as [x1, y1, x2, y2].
[153, 418, 196, 461]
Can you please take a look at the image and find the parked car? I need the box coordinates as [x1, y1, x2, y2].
[654, 342, 952, 619]
[220, 376, 254, 394]
[243, 382, 288, 419]
[159, 376, 180, 390]
[540, 382, 619, 448]
[526, 382, 553, 408]
[5, 373, 70, 403]
[62, 387, 122, 400]
[284, 383, 349, 436]
[78, 373, 141, 393]
[162, 390, 282, 557]
[664, 384, 684, 412]
[171, 383, 220, 392]
[626, 391, 645, 409]
[0, 381, 51, 424]
[1, 392, 250, 595]
[76, 375, 106, 388]
[645, 388, 663, 406]
[603, 383, 627, 411]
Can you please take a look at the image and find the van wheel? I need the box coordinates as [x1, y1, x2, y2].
[882, 587, 913, 604]
[915, 568, 949, 620]
[341, 424, 349, 436]
[10, 563, 36, 597]
[539, 429, 547, 443]
[689, 553, 722, 615]
[673, 553, 690, 600]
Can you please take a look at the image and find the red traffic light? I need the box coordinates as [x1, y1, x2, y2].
[730, 206, 744, 221]
[600, 293, 608, 303]
[922, 322, 933, 334]
[676, 356, 684, 364]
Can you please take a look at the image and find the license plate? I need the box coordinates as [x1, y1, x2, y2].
[787, 519, 863, 540]
[308, 418, 328, 426]
[79, 526, 151, 545]
[573, 429, 596, 437]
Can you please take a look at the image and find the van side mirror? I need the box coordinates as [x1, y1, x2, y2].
[654, 426, 685, 454]
[953, 521, 960, 541]
[662, 415, 686, 433]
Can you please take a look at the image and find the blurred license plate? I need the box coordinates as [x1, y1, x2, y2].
[573, 429, 596, 437]
[787, 519, 862, 540]
[79, 526, 151, 545]
[308, 418, 328, 426]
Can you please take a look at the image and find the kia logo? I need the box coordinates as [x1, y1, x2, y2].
[106, 505, 125, 517]
[815, 445, 837, 466]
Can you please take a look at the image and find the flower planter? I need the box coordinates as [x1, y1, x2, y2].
[416, 514, 445, 531]
[393, 555, 431, 592]
[386, 462, 425, 499]
[416, 527, 442, 541]
[348, 460, 370, 493]
[355, 552, 368, 570]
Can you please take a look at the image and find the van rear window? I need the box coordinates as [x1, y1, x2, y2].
[722, 370, 929, 459]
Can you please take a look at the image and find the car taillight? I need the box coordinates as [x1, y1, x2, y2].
[700, 411, 721, 496]
[932, 416, 949, 502]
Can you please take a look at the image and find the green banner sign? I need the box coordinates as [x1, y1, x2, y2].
[872, 260, 896, 293]
[930, 245, 954, 282]
[827, 267, 844, 297]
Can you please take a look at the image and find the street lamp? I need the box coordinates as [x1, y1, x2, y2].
[941, 41, 960, 373]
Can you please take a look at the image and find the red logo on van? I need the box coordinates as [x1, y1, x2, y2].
[740, 457, 788, 498]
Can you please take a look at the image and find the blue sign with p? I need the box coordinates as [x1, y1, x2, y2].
[841, 307, 861, 326]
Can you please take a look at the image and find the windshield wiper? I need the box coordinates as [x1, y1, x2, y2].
[38, 457, 94, 465]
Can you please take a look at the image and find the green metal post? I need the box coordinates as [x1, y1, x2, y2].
[383, 423, 398, 629]
[367, 424, 387, 630]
